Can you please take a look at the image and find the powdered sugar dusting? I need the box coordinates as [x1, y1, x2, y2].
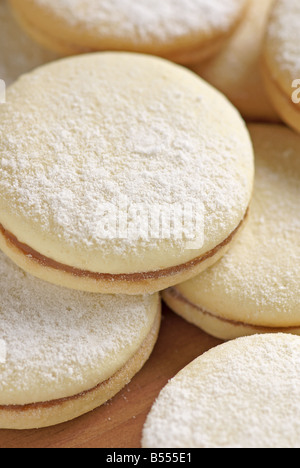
[0, 0, 57, 86]
[266, 0, 300, 78]
[34, 0, 247, 43]
[0, 54, 253, 273]
[0, 250, 157, 405]
[143, 334, 300, 448]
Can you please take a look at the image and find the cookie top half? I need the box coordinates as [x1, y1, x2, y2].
[0, 53, 254, 276]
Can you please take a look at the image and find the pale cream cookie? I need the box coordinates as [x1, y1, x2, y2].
[193, 0, 279, 121]
[0, 251, 160, 429]
[8, 0, 249, 64]
[262, 0, 300, 133]
[163, 124, 300, 340]
[0, 53, 254, 295]
[0, 0, 57, 86]
[143, 334, 300, 448]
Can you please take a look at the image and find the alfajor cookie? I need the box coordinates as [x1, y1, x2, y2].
[262, 0, 300, 133]
[143, 334, 300, 448]
[193, 0, 279, 121]
[163, 124, 300, 340]
[0, 250, 160, 430]
[0, 53, 254, 295]
[0, 0, 57, 86]
[8, 0, 249, 65]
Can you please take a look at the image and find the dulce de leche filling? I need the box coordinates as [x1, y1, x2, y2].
[0, 213, 247, 282]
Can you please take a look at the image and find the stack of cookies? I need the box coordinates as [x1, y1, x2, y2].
[0, 0, 299, 448]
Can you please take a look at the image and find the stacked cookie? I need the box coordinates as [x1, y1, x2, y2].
[8, 0, 249, 63]
[0, 251, 161, 429]
[0, 12, 254, 427]
[163, 124, 300, 340]
[0, 0, 299, 448]
[0, 53, 253, 295]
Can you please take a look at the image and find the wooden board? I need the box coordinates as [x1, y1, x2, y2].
[0, 304, 222, 448]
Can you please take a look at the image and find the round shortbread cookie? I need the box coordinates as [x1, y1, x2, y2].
[0, 53, 254, 295]
[8, 0, 249, 64]
[262, 0, 300, 133]
[0, 250, 160, 429]
[0, 0, 57, 86]
[193, 0, 279, 121]
[163, 124, 300, 340]
[142, 334, 300, 448]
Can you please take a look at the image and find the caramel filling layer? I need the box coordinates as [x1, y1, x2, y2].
[0, 212, 247, 282]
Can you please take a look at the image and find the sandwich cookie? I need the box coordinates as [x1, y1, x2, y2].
[262, 0, 300, 133]
[0, 251, 161, 429]
[0, 0, 57, 86]
[0, 53, 254, 295]
[193, 0, 279, 121]
[8, 0, 249, 65]
[142, 334, 300, 448]
[163, 124, 300, 340]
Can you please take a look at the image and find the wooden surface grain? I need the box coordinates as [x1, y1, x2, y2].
[0, 303, 222, 448]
